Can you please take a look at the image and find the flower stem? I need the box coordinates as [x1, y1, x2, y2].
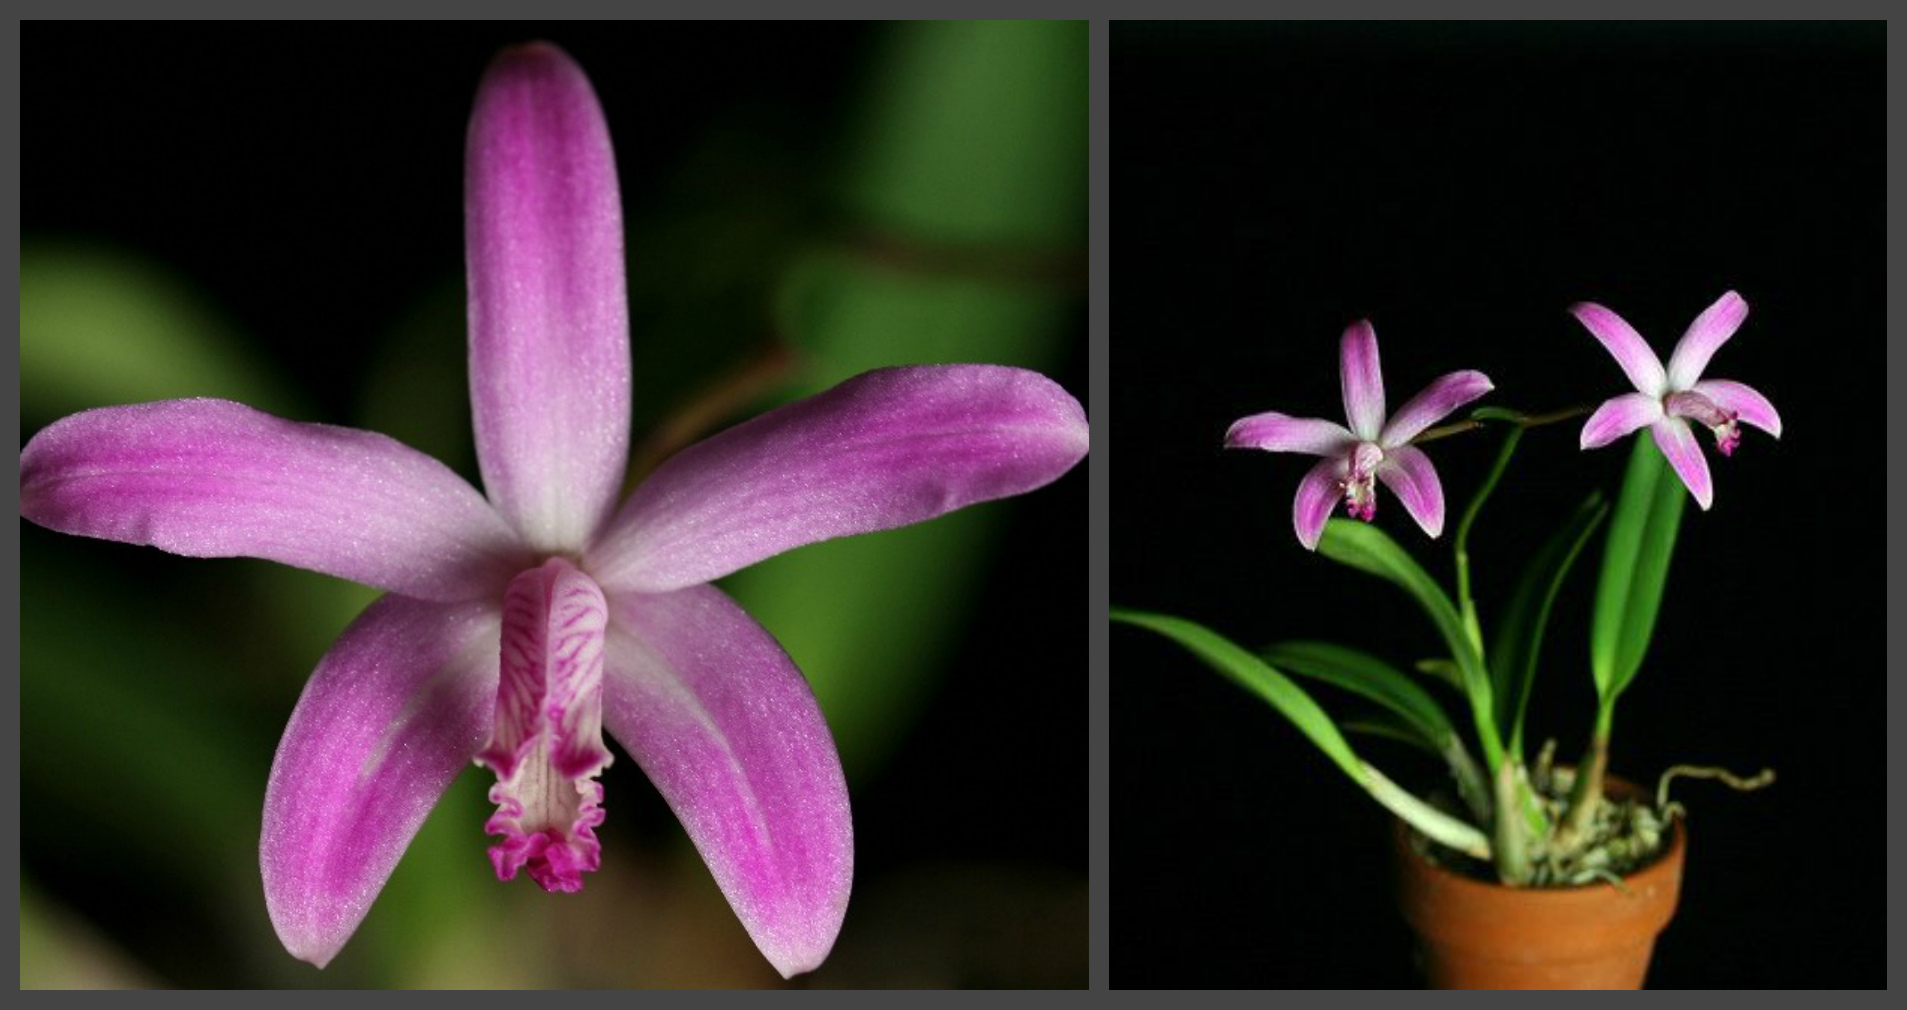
[1412, 404, 1593, 446]
[1452, 425, 1524, 659]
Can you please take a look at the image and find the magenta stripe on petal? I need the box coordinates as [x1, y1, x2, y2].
[1293, 456, 1344, 551]
[1651, 418, 1713, 510]
[1375, 445, 1446, 539]
[262, 596, 501, 968]
[1570, 302, 1667, 397]
[1691, 378, 1783, 438]
[466, 42, 631, 553]
[602, 585, 852, 978]
[1580, 392, 1664, 449]
[588, 365, 1089, 594]
[1666, 291, 1749, 389]
[1339, 320, 1386, 440]
[1223, 411, 1354, 456]
[20, 399, 526, 602]
[1380, 370, 1493, 447]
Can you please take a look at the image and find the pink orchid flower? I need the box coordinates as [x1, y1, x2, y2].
[1571, 291, 1782, 509]
[1225, 320, 1493, 551]
[18, 43, 1088, 977]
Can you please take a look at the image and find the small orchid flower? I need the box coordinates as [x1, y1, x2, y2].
[1571, 291, 1782, 510]
[1225, 320, 1493, 551]
[18, 42, 1089, 977]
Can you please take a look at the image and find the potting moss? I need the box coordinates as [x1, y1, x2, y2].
[1412, 766, 1674, 888]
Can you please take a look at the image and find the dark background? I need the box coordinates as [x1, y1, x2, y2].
[1110, 22, 1882, 987]
[23, 24, 1086, 987]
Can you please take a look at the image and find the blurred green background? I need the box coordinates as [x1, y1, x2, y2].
[21, 22, 1086, 988]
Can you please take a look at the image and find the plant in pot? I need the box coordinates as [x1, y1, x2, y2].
[1113, 292, 1777, 989]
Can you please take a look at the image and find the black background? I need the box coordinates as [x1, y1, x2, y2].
[24, 24, 1086, 986]
[1111, 22, 1882, 987]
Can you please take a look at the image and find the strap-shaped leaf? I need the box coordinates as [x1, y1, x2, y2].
[1117, 608, 1493, 859]
[1112, 608, 1362, 782]
[1590, 434, 1686, 704]
[1414, 657, 1466, 692]
[1489, 491, 1609, 755]
[1316, 519, 1492, 714]
[1298, 650, 1489, 825]
[1342, 712, 1440, 756]
[1263, 640, 1456, 753]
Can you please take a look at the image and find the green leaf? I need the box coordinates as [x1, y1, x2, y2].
[1489, 491, 1609, 756]
[1590, 435, 1688, 704]
[1342, 713, 1440, 756]
[1112, 609, 1363, 783]
[1414, 657, 1467, 692]
[1280, 642, 1492, 824]
[1315, 519, 1491, 712]
[1262, 640, 1456, 752]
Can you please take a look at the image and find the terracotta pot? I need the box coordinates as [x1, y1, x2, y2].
[1393, 780, 1686, 990]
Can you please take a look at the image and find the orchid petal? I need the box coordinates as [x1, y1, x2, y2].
[261, 596, 501, 968]
[1339, 320, 1386, 440]
[1650, 418, 1713, 510]
[20, 399, 526, 602]
[1580, 392, 1665, 449]
[1666, 291, 1749, 390]
[587, 364, 1089, 594]
[1570, 302, 1667, 397]
[466, 42, 631, 554]
[1293, 456, 1345, 551]
[1223, 412, 1355, 456]
[602, 585, 852, 978]
[1375, 444, 1446, 539]
[1379, 370, 1494, 447]
[1691, 378, 1783, 438]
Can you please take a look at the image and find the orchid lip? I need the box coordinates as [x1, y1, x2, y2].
[1666, 390, 1742, 457]
[1342, 441, 1384, 521]
[475, 556, 613, 893]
